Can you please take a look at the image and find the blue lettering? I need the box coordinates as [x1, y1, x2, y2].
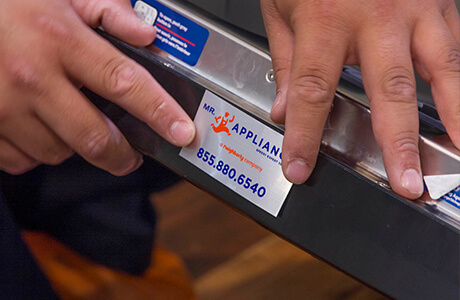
[229, 121, 282, 160]
[258, 138, 264, 147]
[270, 145, 280, 158]
[262, 141, 270, 152]
[203, 103, 212, 112]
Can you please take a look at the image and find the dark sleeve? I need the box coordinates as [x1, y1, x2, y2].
[0, 191, 57, 299]
[1, 155, 180, 275]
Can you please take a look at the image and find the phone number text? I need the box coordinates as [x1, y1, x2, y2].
[197, 147, 266, 198]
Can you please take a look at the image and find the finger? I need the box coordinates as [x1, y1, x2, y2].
[59, 25, 195, 147]
[71, 0, 156, 46]
[36, 78, 144, 176]
[0, 139, 38, 175]
[359, 25, 423, 199]
[412, 16, 460, 149]
[442, 1, 460, 43]
[0, 116, 73, 165]
[282, 12, 349, 184]
[260, 0, 294, 124]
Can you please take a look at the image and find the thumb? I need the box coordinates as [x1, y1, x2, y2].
[71, 0, 156, 46]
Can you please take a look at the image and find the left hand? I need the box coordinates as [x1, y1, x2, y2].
[0, 0, 196, 175]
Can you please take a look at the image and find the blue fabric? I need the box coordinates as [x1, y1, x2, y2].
[0, 155, 180, 283]
[0, 188, 58, 299]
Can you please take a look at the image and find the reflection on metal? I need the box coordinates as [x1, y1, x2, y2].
[143, 0, 460, 227]
[265, 69, 275, 83]
[89, 1, 459, 299]
[142, 0, 276, 122]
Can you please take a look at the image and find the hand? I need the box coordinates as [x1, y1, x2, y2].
[0, 0, 195, 175]
[261, 0, 460, 199]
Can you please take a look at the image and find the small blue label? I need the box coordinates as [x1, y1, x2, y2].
[132, 0, 209, 66]
[441, 186, 460, 209]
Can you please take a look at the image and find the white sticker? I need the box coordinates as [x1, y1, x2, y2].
[180, 91, 292, 216]
[134, 1, 158, 26]
[424, 174, 460, 199]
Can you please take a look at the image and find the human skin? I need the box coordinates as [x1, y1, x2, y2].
[261, 0, 460, 199]
[0, 0, 196, 176]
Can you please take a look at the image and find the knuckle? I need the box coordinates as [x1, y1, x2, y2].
[100, 6, 122, 26]
[439, 46, 460, 76]
[73, 0, 98, 26]
[272, 57, 291, 79]
[293, 0, 348, 31]
[370, 0, 398, 22]
[77, 0, 123, 27]
[4, 58, 42, 90]
[145, 94, 168, 123]
[103, 58, 142, 99]
[290, 70, 333, 108]
[388, 130, 419, 156]
[35, 16, 75, 46]
[379, 66, 416, 100]
[313, 1, 345, 21]
[78, 130, 113, 160]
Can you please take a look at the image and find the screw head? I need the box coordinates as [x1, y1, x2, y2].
[266, 69, 275, 82]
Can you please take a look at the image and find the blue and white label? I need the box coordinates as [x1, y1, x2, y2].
[180, 91, 292, 217]
[441, 186, 460, 209]
[424, 174, 460, 212]
[133, 0, 209, 66]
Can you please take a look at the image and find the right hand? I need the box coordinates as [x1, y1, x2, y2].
[261, 0, 459, 199]
[0, 0, 196, 175]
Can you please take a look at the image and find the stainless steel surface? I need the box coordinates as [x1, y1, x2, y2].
[94, 2, 460, 298]
[420, 136, 460, 176]
[93, 28, 460, 300]
[138, 0, 460, 226]
[322, 94, 387, 182]
[142, 0, 277, 122]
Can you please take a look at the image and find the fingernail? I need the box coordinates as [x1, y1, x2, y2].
[135, 15, 153, 30]
[169, 120, 195, 145]
[141, 19, 153, 30]
[286, 159, 309, 185]
[401, 169, 424, 195]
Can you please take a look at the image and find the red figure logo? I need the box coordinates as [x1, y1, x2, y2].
[211, 112, 235, 136]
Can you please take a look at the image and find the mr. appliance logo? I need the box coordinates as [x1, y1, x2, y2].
[211, 112, 235, 136]
[202, 102, 282, 165]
